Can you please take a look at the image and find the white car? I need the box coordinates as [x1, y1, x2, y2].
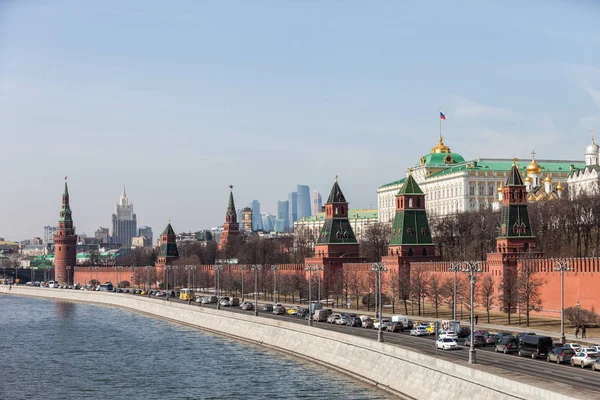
[571, 351, 598, 368]
[410, 326, 428, 336]
[437, 338, 459, 350]
[373, 319, 390, 329]
[564, 343, 582, 351]
[438, 331, 458, 340]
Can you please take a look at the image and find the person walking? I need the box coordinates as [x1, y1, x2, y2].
[582, 326, 587, 338]
[475, 314, 479, 325]
[575, 326, 579, 339]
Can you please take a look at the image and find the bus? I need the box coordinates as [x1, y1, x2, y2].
[179, 288, 195, 301]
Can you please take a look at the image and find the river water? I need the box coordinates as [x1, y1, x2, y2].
[0, 295, 393, 400]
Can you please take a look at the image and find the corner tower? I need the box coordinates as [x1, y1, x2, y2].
[219, 185, 240, 250]
[54, 179, 77, 285]
[156, 221, 179, 267]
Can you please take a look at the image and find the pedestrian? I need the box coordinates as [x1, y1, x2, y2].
[575, 326, 579, 339]
[582, 325, 587, 338]
[9, 282, 12, 291]
[475, 314, 479, 325]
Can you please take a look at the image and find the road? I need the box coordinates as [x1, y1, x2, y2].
[157, 295, 600, 396]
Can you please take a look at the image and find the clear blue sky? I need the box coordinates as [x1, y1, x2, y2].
[2, 0, 600, 240]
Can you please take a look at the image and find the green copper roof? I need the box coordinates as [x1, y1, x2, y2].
[397, 174, 423, 195]
[64, 181, 69, 195]
[316, 219, 358, 244]
[379, 177, 406, 190]
[498, 204, 534, 238]
[162, 223, 175, 235]
[296, 209, 377, 222]
[420, 152, 465, 165]
[326, 180, 347, 204]
[388, 210, 434, 246]
[505, 163, 524, 186]
[226, 190, 236, 217]
[58, 182, 73, 223]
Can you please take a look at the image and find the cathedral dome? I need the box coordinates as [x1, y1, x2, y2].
[543, 174, 552, 183]
[431, 136, 451, 154]
[556, 181, 564, 191]
[585, 137, 599, 155]
[526, 159, 542, 174]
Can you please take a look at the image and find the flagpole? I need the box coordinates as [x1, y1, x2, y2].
[439, 106, 442, 141]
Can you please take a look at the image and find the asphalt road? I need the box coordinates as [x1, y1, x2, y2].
[153, 295, 600, 395]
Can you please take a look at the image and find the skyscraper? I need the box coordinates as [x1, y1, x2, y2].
[261, 212, 275, 232]
[95, 227, 110, 243]
[297, 185, 311, 220]
[111, 186, 137, 247]
[138, 226, 153, 245]
[241, 207, 253, 232]
[251, 200, 263, 231]
[312, 190, 322, 215]
[275, 200, 289, 232]
[43, 225, 57, 245]
[288, 192, 297, 227]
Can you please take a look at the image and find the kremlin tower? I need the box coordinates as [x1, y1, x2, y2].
[219, 185, 240, 250]
[54, 179, 77, 285]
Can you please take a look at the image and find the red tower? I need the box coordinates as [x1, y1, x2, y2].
[219, 185, 240, 250]
[54, 180, 77, 285]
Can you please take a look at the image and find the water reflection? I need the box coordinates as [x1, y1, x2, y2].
[55, 300, 75, 319]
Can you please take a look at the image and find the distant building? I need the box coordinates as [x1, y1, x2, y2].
[241, 207, 253, 232]
[251, 200, 262, 231]
[275, 200, 289, 232]
[22, 245, 46, 256]
[95, 227, 110, 243]
[294, 209, 378, 242]
[132, 235, 151, 248]
[288, 192, 298, 227]
[43, 225, 57, 245]
[195, 230, 213, 242]
[261, 212, 276, 232]
[568, 137, 600, 199]
[138, 226, 153, 246]
[111, 187, 137, 247]
[297, 185, 311, 220]
[312, 190, 322, 215]
[31, 237, 43, 245]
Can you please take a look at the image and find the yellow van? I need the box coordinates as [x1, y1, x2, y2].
[179, 288, 195, 301]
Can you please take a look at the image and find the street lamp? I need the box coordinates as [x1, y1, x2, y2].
[145, 265, 152, 297]
[304, 264, 320, 327]
[372, 262, 388, 343]
[449, 262, 460, 321]
[459, 296, 463, 320]
[461, 261, 482, 364]
[251, 264, 262, 316]
[271, 264, 280, 303]
[553, 259, 572, 344]
[172, 265, 179, 291]
[115, 265, 121, 288]
[316, 265, 324, 306]
[213, 265, 223, 310]
[576, 301, 581, 330]
[165, 266, 172, 301]
[185, 265, 194, 305]
[239, 265, 247, 301]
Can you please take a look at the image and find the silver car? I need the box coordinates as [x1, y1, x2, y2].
[571, 351, 598, 368]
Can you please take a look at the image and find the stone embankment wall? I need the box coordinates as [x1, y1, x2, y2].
[0, 286, 583, 400]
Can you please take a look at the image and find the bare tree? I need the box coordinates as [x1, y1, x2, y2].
[499, 267, 518, 325]
[360, 223, 392, 262]
[479, 274, 495, 323]
[410, 268, 429, 316]
[517, 261, 545, 327]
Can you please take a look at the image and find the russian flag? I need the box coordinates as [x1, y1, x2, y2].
[440, 111, 446, 120]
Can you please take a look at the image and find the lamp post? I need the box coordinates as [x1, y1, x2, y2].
[115, 266, 121, 288]
[185, 265, 194, 305]
[461, 261, 482, 364]
[304, 264, 320, 327]
[145, 265, 152, 297]
[459, 296, 463, 320]
[251, 264, 262, 316]
[553, 259, 572, 344]
[165, 266, 171, 301]
[449, 262, 460, 320]
[372, 262, 388, 343]
[271, 264, 280, 303]
[316, 265, 324, 306]
[172, 265, 179, 291]
[239, 265, 247, 301]
[576, 301, 581, 330]
[213, 265, 223, 310]
[421, 293, 426, 316]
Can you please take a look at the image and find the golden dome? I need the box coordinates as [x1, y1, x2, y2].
[497, 185, 503, 193]
[526, 152, 542, 174]
[525, 176, 533, 182]
[431, 135, 451, 154]
[543, 174, 552, 183]
[557, 181, 564, 191]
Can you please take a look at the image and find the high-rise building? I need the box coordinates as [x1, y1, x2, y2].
[312, 190, 322, 215]
[297, 185, 311, 220]
[111, 186, 137, 247]
[95, 227, 110, 243]
[43, 225, 57, 245]
[241, 207, 253, 232]
[261, 212, 275, 232]
[54, 180, 77, 285]
[251, 200, 263, 231]
[288, 192, 297, 227]
[275, 200, 289, 232]
[138, 226, 153, 245]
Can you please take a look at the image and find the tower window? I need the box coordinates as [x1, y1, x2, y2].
[416, 197, 421, 208]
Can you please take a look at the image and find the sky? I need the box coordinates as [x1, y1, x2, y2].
[2, 0, 600, 241]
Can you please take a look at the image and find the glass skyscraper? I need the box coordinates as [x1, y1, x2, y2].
[288, 192, 297, 227]
[251, 200, 263, 231]
[275, 200, 289, 232]
[296, 185, 311, 220]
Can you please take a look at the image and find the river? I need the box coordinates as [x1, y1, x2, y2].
[0, 295, 394, 399]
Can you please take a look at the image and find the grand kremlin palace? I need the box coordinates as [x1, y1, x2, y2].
[377, 135, 586, 223]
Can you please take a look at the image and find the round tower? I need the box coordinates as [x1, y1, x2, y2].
[54, 179, 77, 285]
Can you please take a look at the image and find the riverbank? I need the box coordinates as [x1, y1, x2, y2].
[1, 286, 590, 400]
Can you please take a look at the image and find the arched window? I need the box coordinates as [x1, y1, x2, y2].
[422, 248, 428, 256]
[408, 248, 414, 256]
[416, 197, 421, 208]
[408, 198, 413, 208]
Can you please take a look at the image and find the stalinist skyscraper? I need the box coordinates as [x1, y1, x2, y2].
[111, 186, 137, 247]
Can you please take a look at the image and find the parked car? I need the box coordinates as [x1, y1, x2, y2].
[386, 322, 403, 332]
[465, 334, 486, 347]
[327, 313, 342, 324]
[592, 358, 600, 371]
[273, 305, 286, 315]
[336, 315, 350, 325]
[262, 304, 274, 312]
[410, 326, 428, 336]
[347, 317, 362, 327]
[591, 344, 600, 353]
[474, 330, 495, 345]
[240, 301, 254, 311]
[516, 332, 536, 340]
[155, 291, 167, 297]
[373, 319, 390, 330]
[495, 337, 519, 354]
[547, 347, 575, 364]
[495, 332, 516, 341]
[437, 338, 459, 351]
[296, 307, 308, 317]
[287, 306, 299, 315]
[563, 343, 582, 352]
[425, 323, 436, 335]
[518, 335, 553, 359]
[457, 326, 471, 338]
[571, 351, 598, 368]
[362, 318, 374, 329]
[438, 331, 458, 340]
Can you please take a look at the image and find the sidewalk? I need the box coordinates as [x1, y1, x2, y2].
[277, 299, 600, 345]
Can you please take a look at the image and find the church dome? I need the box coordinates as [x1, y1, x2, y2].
[585, 137, 599, 155]
[526, 158, 542, 174]
[431, 135, 451, 154]
[524, 176, 533, 183]
[543, 174, 552, 183]
[556, 181, 564, 191]
[497, 185, 503, 193]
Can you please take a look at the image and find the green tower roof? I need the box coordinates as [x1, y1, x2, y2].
[162, 223, 175, 235]
[326, 179, 347, 204]
[505, 162, 524, 186]
[226, 187, 236, 217]
[397, 174, 423, 195]
[58, 181, 73, 223]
